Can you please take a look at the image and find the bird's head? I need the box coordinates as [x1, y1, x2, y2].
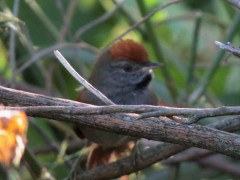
[90, 39, 161, 89]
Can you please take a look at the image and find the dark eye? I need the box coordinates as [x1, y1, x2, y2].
[123, 64, 133, 72]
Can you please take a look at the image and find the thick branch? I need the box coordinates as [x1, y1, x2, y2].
[1, 86, 240, 160]
[72, 143, 185, 180]
[72, 116, 240, 179]
[5, 105, 240, 124]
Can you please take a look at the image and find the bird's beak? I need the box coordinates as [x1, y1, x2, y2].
[142, 62, 163, 72]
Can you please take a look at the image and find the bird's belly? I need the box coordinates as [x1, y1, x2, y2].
[77, 89, 157, 147]
[80, 126, 135, 148]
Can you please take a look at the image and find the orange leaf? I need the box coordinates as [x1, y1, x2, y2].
[0, 110, 28, 167]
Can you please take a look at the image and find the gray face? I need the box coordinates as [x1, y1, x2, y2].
[107, 60, 153, 89]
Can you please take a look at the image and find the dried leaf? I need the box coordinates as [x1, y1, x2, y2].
[0, 110, 28, 167]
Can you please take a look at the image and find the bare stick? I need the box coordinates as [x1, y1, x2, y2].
[59, 0, 77, 42]
[197, 155, 240, 176]
[107, 0, 184, 47]
[215, 41, 240, 59]
[71, 116, 240, 179]
[4, 82, 240, 124]
[227, 0, 240, 9]
[73, 1, 123, 40]
[9, 0, 20, 83]
[54, 50, 114, 105]
[14, 42, 97, 76]
[5, 105, 240, 123]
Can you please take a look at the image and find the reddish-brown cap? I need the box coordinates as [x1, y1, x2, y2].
[109, 39, 149, 63]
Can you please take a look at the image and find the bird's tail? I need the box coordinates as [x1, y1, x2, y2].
[87, 142, 135, 169]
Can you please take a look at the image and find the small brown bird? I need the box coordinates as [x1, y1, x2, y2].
[75, 39, 160, 168]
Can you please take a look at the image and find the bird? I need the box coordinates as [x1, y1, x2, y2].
[75, 39, 160, 169]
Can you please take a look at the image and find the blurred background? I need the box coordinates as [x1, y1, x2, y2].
[1, 0, 240, 179]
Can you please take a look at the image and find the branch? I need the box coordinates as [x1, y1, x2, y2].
[0, 76, 54, 96]
[108, 0, 184, 47]
[9, 0, 20, 83]
[136, 106, 240, 123]
[160, 116, 240, 164]
[137, 0, 178, 101]
[73, 1, 123, 41]
[5, 104, 240, 124]
[215, 41, 240, 59]
[189, 12, 240, 104]
[71, 116, 240, 179]
[162, 148, 213, 165]
[54, 50, 114, 105]
[186, 12, 202, 86]
[71, 143, 185, 180]
[59, 0, 77, 42]
[33, 139, 87, 155]
[1, 86, 240, 160]
[197, 155, 240, 177]
[14, 42, 97, 76]
[227, 0, 240, 9]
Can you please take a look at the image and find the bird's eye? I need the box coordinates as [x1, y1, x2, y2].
[123, 64, 133, 72]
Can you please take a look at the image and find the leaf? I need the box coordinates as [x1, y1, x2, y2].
[0, 110, 28, 167]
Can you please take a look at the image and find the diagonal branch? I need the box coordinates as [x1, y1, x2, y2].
[215, 41, 240, 59]
[71, 116, 240, 179]
[14, 42, 97, 76]
[9, 0, 20, 84]
[54, 50, 114, 105]
[108, 0, 184, 47]
[72, 143, 185, 180]
[73, 1, 123, 41]
[227, 0, 240, 9]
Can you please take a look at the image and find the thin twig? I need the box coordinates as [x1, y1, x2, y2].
[73, 1, 123, 41]
[112, 0, 149, 41]
[14, 43, 97, 76]
[215, 41, 240, 59]
[197, 155, 240, 177]
[137, 0, 178, 101]
[107, 0, 184, 47]
[24, 0, 59, 39]
[33, 139, 87, 155]
[59, 0, 77, 42]
[186, 12, 202, 86]
[55, 0, 65, 19]
[227, 0, 240, 9]
[23, 147, 54, 179]
[162, 148, 213, 165]
[30, 118, 59, 150]
[165, 148, 240, 177]
[54, 50, 114, 105]
[9, 0, 20, 84]
[0, 76, 53, 96]
[189, 12, 240, 105]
